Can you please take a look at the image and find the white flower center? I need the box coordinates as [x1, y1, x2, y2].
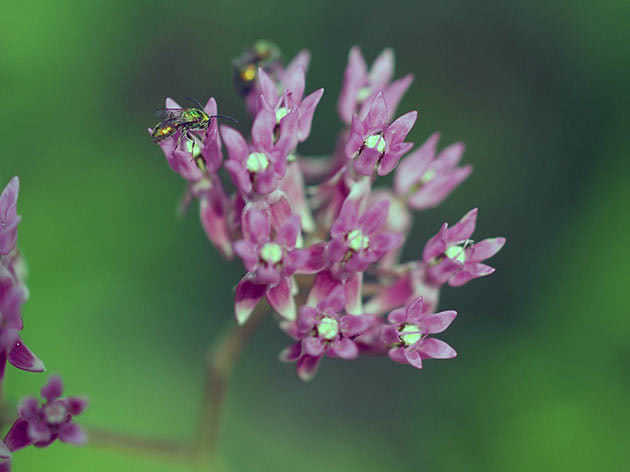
[44, 401, 68, 424]
[364, 134, 386, 153]
[399, 324, 422, 345]
[420, 169, 436, 184]
[318, 317, 339, 340]
[260, 242, 283, 264]
[246, 152, 269, 173]
[275, 107, 289, 123]
[347, 229, 370, 251]
[356, 87, 371, 102]
[445, 245, 467, 264]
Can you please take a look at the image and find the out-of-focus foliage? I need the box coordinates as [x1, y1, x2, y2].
[0, 0, 628, 470]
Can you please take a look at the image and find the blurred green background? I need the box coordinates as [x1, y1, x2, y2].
[1, 0, 629, 470]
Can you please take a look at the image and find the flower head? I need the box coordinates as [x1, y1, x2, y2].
[345, 92, 417, 176]
[395, 132, 472, 209]
[281, 287, 374, 381]
[338, 47, 413, 125]
[4, 375, 87, 451]
[423, 209, 506, 286]
[382, 297, 457, 369]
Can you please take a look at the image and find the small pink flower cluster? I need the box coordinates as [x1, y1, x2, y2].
[0, 178, 86, 471]
[152, 43, 505, 381]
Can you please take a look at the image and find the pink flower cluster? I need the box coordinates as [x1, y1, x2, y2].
[152, 43, 505, 381]
[0, 178, 86, 470]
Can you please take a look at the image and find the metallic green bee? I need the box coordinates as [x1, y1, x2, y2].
[232, 40, 282, 96]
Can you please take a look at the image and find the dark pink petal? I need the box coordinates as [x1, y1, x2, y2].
[27, 420, 51, 445]
[468, 237, 506, 263]
[331, 198, 360, 238]
[4, 419, 31, 452]
[426, 257, 462, 286]
[382, 325, 401, 345]
[273, 109, 299, 158]
[388, 346, 407, 364]
[368, 48, 394, 89]
[366, 92, 388, 130]
[267, 278, 296, 320]
[233, 240, 258, 271]
[365, 275, 414, 316]
[344, 272, 363, 315]
[0, 459, 10, 472]
[307, 271, 341, 307]
[359, 199, 390, 235]
[234, 278, 266, 325]
[405, 297, 424, 319]
[41, 375, 63, 401]
[8, 340, 45, 373]
[422, 223, 448, 262]
[59, 423, 87, 445]
[220, 126, 248, 162]
[243, 207, 271, 245]
[318, 284, 346, 314]
[353, 147, 381, 176]
[283, 248, 309, 275]
[404, 347, 423, 369]
[384, 111, 417, 145]
[330, 338, 359, 359]
[446, 208, 478, 242]
[66, 396, 88, 416]
[387, 308, 406, 324]
[283, 65, 305, 103]
[302, 336, 324, 356]
[408, 166, 472, 210]
[394, 132, 439, 195]
[200, 194, 233, 259]
[370, 232, 404, 254]
[18, 397, 39, 420]
[419, 338, 457, 359]
[420, 310, 457, 334]
[345, 126, 365, 159]
[269, 193, 292, 230]
[257, 68, 279, 107]
[253, 265, 281, 285]
[340, 315, 371, 337]
[377, 142, 414, 176]
[326, 238, 346, 264]
[277, 215, 301, 248]
[0, 177, 20, 255]
[295, 242, 326, 274]
[279, 342, 302, 362]
[297, 354, 321, 381]
[224, 160, 252, 194]
[297, 88, 324, 142]
[252, 108, 275, 151]
[338, 46, 367, 124]
[297, 306, 318, 333]
[448, 263, 495, 287]
[383, 74, 413, 120]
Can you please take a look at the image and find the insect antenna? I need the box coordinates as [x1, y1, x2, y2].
[208, 114, 239, 124]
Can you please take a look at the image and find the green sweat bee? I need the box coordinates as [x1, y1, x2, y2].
[232, 40, 282, 96]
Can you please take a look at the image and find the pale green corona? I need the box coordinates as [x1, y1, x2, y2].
[364, 134, 386, 153]
[356, 87, 371, 102]
[445, 245, 466, 264]
[276, 107, 289, 123]
[347, 229, 370, 251]
[246, 152, 269, 173]
[318, 317, 339, 340]
[400, 324, 422, 345]
[420, 169, 436, 184]
[260, 242, 283, 264]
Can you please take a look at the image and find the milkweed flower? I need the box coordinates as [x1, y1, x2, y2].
[4, 375, 87, 452]
[150, 41, 506, 381]
[382, 297, 457, 369]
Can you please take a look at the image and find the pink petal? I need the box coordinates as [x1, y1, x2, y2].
[59, 423, 87, 445]
[339, 314, 372, 337]
[200, 195, 233, 259]
[344, 272, 363, 315]
[41, 375, 63, 401]
[277, 215, 301, 248]
[330, 338, 359, 359]
[388, 346, 406, 364]
[318, 284, 346, 314]
[408, 166, 472, 210]
[338, 46, 367, 124]
[266, 278, 296, 320]
[359, 199, 389, 235]
[242, 207, 270, 245]
[220, 125, 248, 162]
[283, 65, 305, 103]
[296, 354, 321, 381]
[448, 263, 495, 287]
[418, 338, 457, 359]
[295, 242, 326, 274]
[394, 132, 439, 195]
[383, 74, 414, 119]
[468, 237, 506, 263]
[368, 48, 394, 89]
[420, 310, 457, 334]
[297, 88, 324, 142]
[366, 92, 388, 130]
[404, 347, 423, 369]
[8, 340, 45, 373]
[279, 342, 302, 362]
[382, 325, 401, 345]
[3, 419, 31, 452]
[252, 108, 275, 152]
[257, 68, 279, 107]
[302, 336, 324, 357]
[353, 147, 381, 176]
[435, 142, 465, 170]
[384, 111, 417, 145]
[422, 223, 448, 262]
[307, 271, 341, 307]
[446, 208, 478, 242]
[234, 278, 266, 325]
[405, 297, 424, 319]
